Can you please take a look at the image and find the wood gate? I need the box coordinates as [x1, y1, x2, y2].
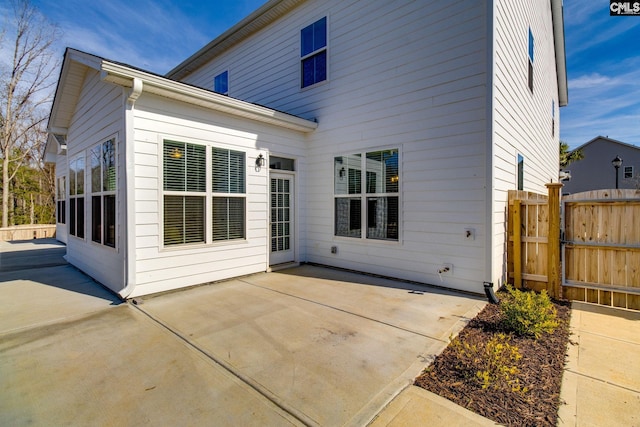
[562, 189, 640, 310]
[508, 186, 640, 311]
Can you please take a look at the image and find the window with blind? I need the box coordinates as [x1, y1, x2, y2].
[69, 155, 85, 238]
[334, 149, 399, 241]
[90, 139, 116, 248]
[162, 141, 246, 247]
[212, 147, 245, 241]
[163, 140, 206, 246]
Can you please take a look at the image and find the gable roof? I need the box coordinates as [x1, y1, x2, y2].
[166, 0, 569, 107]
[45, 48, 318, 161]
[571, 136, 640, 153]
[167, 0, 305, 81]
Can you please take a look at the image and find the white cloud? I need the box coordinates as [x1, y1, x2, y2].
[569, 73, 616, 89]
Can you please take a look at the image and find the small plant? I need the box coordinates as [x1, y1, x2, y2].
[449, 333, 525, 393]
[501, 286, 559, 339]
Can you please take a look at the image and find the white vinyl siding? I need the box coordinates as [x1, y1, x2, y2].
[493, 0, 560, 286]
[129, 92, 308, 297]
[63, 69, 125, 295]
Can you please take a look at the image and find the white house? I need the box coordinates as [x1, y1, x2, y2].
[45, 0, 568, 298]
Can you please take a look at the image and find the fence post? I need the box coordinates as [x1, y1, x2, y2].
[513, 199, 522, 289]
[546, 183, 563, 299]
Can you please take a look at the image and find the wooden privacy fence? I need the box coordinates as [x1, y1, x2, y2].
[508, 186, 640, 311]
[563, 189, 640, 310]
[507, 184, 562, 297]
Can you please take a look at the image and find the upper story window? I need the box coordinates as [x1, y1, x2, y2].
[301, 17, 327, 88]
[517, 154, 524, 190]
[214, 71, 229, 95]
[624, 166, 634, 179]
[528, 28, 534, 92]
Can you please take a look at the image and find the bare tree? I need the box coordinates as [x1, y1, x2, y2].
[0, 0, 60, 227]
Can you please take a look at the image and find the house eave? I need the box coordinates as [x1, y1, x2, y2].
[166, 0, 306, 81]
[101, 60, 318, 133]
[551, 0, 568, 107]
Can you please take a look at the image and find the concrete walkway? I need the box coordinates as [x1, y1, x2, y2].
[557, 301, 640, 427]
[1, 239, 492, 426]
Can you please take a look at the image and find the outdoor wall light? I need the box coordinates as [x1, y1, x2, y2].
[256, 153, 266, 168]
[612, 155, 623, 189]
[339, 167, 346, 180]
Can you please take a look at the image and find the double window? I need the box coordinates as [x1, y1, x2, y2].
[162, 140, 246, 247]
[90, 139, 116, 248]
[334, 149, 399, 241]
[69, 155, 85, 238]
[301, 17, 327, 88]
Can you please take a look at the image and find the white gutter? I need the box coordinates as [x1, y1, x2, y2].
[551, 0, 568, 107]
[118, 78, 144, 299]
[100, 61, 318, 133]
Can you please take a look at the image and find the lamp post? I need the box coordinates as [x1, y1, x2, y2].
[612, 155, 623, 189]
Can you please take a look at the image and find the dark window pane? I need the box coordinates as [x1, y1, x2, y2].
[164, 196, 204, 246]
[214, 71, 228, 94]
[69, 198, 76, 235]
[315, 50, 327, 82]
[367, 196, 398, 241]
[314, 17, 327, 51]
[334, 198, 361, 238]
[302, 56, 315, 88]
[301, 24, 314, 56]
[92, 196, 101, 243]
[104, 195, 116, 247]
[76, 197, 85, 238]
[213, 197, 245, 241]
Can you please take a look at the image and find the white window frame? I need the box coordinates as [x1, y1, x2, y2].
[624, 165, 634, 179]
[90, 138, 117, 249]
[334, 148, 401, 242]
[160, 139, 247, 249]
[300, 16, 328, 89]
[68, 154, 85, 239]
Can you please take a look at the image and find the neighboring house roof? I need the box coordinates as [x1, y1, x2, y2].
[166, 0, 569, 107]
[570, 135, 640, 154]
[45, 48, 318, 161]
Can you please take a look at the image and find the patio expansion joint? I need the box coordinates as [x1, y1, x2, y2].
[563, 367, 640, 394]
[129, 302, 317, 427]
[238, 279, 448, 344]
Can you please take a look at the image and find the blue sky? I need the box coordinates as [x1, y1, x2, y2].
[12, 0, 640, 149]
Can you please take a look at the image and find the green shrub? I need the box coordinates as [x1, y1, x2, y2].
[501, 286, 559, 339]
[450, 333, 525, 393]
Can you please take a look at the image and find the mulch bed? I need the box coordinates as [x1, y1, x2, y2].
[414, 296, 571, 427]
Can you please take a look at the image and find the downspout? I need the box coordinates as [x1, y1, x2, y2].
[484, 0, 497, 302]
[119, 77, 143, 298]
